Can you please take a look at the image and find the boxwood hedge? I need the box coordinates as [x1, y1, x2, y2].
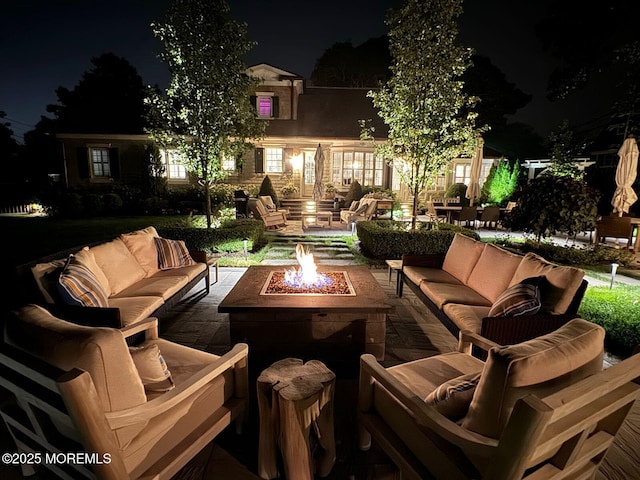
[157, 218, 265, 253]
[356, 221, 480, 259]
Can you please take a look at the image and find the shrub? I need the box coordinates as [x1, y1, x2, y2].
[445, 183, 469, 206]
[58, 192, 84, 217]
[490, 238, 636, 267]
[579, 285, 640, 356]
[102, 193, 123, 213]
[505, 176, 600, 241]
[259, 175, 279, 206]
[157, 219, 266, 253]
[82, 194, 103, 216]
[356, 220, 480, 259]
[344, 180, 363, 206]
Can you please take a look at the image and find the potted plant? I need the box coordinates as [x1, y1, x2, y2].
[281, 181, 299, 199]
[324, 182, 336, 199]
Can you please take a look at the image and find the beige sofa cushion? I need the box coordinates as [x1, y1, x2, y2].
[442, 234, 485, 283]
[509, 252, 585, 314]
[442, 304, 492, 334]
[91, 238, 148, 296]
[420, 282, 493, 309]
[462, 318, 604, 439]
[466, 243, 523, 303]
[120, 227, 161, 277]
[107, 296, 164, 327]
[403, 266, 462, 287]
[112, 275, 189, 301]
[153, 263, 206, 282]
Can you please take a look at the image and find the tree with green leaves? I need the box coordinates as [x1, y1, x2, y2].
[546, 120, 582, 179]
[147, 0, 266, 228]
[363, 0, 482, 229]
[483, 159, 520, 205]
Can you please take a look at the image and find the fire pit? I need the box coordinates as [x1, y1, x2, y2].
[218, 249, 394, 365]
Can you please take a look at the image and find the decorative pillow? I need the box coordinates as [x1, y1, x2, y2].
[129, 343, 175, 392]
[354, 201, 369, 214]
[56, 255, 109, 308]
[259, 195, 276, 210]
[488, 277, 542, 317]
[348, 200, 360, 212]
[154, 237, 196, 270]
[425, 372, 481, 418]
[32, 259, 66, 303]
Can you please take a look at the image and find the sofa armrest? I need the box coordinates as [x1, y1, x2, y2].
[189, 250, 208, 264]
[402, 253, 445, 268]
[45, 304, 122, 328]
[480, 313, 578, 347]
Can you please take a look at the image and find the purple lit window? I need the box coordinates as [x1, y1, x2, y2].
[258, 97, 272, 117]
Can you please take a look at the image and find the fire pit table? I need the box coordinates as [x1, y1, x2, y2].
[218, 265, 393, 363]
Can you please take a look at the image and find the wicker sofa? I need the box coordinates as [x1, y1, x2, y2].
[15, 226, 210, 329]
[400, 233, 588, 346]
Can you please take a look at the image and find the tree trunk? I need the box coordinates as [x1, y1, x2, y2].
[412, 185, 419, 231]
[205, 184, 212, 229]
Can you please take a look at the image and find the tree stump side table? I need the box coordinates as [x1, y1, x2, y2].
[257, 358, 336, 480]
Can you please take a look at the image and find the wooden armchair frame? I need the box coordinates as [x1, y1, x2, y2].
[0, 316, 249, 480]
[358, 330, 640, 480]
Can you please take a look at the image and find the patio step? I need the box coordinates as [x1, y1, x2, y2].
[280, 199, 340, 222]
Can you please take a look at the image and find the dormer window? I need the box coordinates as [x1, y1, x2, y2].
[252, 92, 279, 119]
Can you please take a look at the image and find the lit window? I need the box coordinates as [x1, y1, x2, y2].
[160, 149, 187, 180]
[89, 147, 111, 177]
[222, 156, 236, 171]
[332, 150, 384, 187]
[265, 148, 283, 173]
[258, 96, 272, 117]
[454, 163, 471, 184]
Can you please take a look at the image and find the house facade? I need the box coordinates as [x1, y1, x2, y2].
[57, 63, 501, 202]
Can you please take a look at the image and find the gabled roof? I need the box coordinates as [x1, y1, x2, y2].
[265, 87, 388, 140]
[247, 63, 303, 81]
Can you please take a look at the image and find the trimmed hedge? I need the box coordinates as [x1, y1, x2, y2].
[157, 219, 265, 253]
[356, 220, 480, 259]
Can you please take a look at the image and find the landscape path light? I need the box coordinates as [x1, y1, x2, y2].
[610, 262, 619, 289]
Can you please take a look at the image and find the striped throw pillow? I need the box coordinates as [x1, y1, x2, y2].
[57, 255, 109, 307]
[488, 277, 542, 317]
[425, 372, 481, 418]
[154, 237, 196, 270]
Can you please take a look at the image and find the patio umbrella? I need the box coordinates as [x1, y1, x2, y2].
[465, 136, 484, 206]
[612, 135, 639, 216]
[313, 144, 325, 202]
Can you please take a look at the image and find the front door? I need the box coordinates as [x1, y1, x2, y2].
[302, 150, 315, 197]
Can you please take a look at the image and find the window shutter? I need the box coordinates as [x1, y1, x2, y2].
[250, 95, 257, 112]
[109, 148, 120, 179]
[272, 96, 279, 118]
[255, 148, 264, 173]
[284, 148, 293, 173]
[77, 147, 90, 178]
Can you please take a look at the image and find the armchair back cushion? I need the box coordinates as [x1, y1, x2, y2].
[259, 195, 276, 210]
[509, 252, 585, 314]
[442, 234, 485, 283]
[463, 318, 604, 438]
[6, 304, 148, 446]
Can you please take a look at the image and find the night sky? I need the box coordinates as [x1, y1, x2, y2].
[0, 0, 613, 143]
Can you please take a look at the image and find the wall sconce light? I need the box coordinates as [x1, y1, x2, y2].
[291, 155, 303, 171]
[610, 262, 619, 289]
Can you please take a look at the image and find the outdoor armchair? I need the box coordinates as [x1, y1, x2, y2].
[595, 214, 634, 249]
[249, 198, 287, 229]
[358, 318, 640, 479]
[0, 304, 249, 480]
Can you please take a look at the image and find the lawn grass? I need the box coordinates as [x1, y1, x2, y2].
[579, 284, 640, 356]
